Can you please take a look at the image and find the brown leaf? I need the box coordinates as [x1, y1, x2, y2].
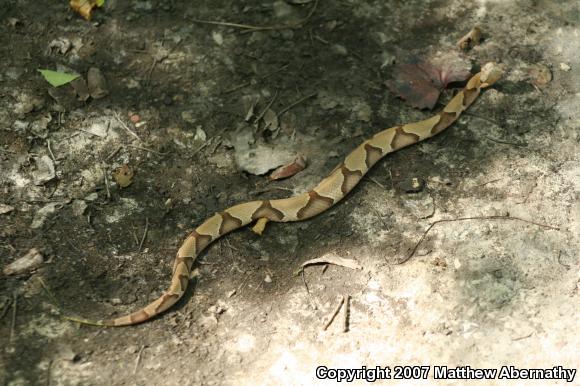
[386, 60, 472, 109]
[112, 164, 134, 188]
[457, 27, 483, 51]
[269, 155, 307, 181]
[70, 0, 103, 21]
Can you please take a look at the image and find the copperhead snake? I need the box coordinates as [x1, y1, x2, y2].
[67, 62, 502, 326]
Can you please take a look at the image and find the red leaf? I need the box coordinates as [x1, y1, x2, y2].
[269, 156, 307, 181]
[386, 60, 472, 110]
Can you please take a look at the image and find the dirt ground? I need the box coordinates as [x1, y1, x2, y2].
[1, 0, 579, 385]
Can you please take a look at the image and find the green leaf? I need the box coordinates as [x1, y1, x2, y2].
[38, 69, 80, 88]
[96, 0, 105, 6]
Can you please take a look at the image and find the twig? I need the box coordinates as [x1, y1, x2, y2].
[0, 297, 11, 321]
[323, 295, 344, 331]
[133, 345, 146, 375]
[277, 92, 317, 117]
[114, 112, 142, 143]
[10, 291, 17, 343]
[193, 0, 318, 33]
[47, 139, 56, 162]
[78, 129, 103, 138]
[254, 90, 278, 124]
[464, 112, 503, 128]
[512, 332, 534, 341]
[46, 359, 52, 386]
[474, 178, 504, 188]
[103, 167, 111, 200]
[485, 136, 527, 148]
[223, 81, 251, 94]
[191, 127, 229, 157]
[138, 217, 149, 252]
[127, 144, 166, 155]
[223, 63, 290, 94]
[300, 269, 317, 310]
[38, 277, 63, 311]
[106, 145, 123, 161]
[366, 176, 386, 190]
[131, 228, 140, 246]
[402, 215, 560, 264]
[343, 294, 350, 333]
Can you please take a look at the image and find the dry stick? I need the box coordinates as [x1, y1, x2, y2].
[106, 145, 123, 161]
[191, 127, 229, 157]
[402, 215, 560, 264]
[138, 217, 149, 252]
[38, 277, 63, 311]
[343, 294, 350, 333]
[103, 166, 111, 200]
[0, 298, 10, 321]
[277, 92, 317, 117]
[47, 139, 56, 162]
[193, 0, 318, 33]
[254, 90, 278, 124]
[485, 136, 527, 148]
[127, 144, 166, 155]
[323, 295, 345, 331]
[223, 63, 290, 94]
[114, 112, 142, 143]
[10, 291, 17, 343]
[366, 176, 387, 190]
[300, 269, 317, 310]
[133, 345, 146, 375]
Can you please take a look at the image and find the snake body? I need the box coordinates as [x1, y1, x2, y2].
[69, 63, 501, 326]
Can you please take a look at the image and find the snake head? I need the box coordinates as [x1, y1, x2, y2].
[480, 62, 503, 87]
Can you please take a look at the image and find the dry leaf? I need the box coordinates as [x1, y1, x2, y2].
[457, 27, 483, 51]
[70, 0, 104, 20]
[3, 248, 43, 276]
[386, 60, 472, 109]
[269, 155, 307, 181]
[296, 253, 362, 275]
[113, 164, 134, 188]
[527, 64, 552, 87]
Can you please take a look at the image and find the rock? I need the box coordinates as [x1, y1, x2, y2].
[84, 192, 98, 201]
[47, 38, 72, 55]
[0, 204, 15, 215]
[87, 67, 108, 99]
[3, 248, 43, 275]
[332, 44, 348, 56]
[14, 93, 45, 115]
[400, 191, 434, 219]
[212, 31, 223, 46]
[399, 177, 425, 193]
[31, 202, 62, 229]
[72, 199, 88, 217]
[32, 155, 56, 185]
[30, 114, 52, 138]
[318, 90, 339, 110]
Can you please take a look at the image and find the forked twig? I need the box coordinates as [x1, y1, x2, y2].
[323, 295, 344, 331]
[402, 215, 560, 264]
[193, 0, 318, 33]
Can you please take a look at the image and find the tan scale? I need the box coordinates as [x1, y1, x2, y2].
[64, 63, 502, 327]
[195, 213, 223, 238]
[344, 143, 370, 174]
[401, 115, 442, 140]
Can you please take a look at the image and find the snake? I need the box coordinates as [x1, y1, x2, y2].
[67, 62, 502, 326]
